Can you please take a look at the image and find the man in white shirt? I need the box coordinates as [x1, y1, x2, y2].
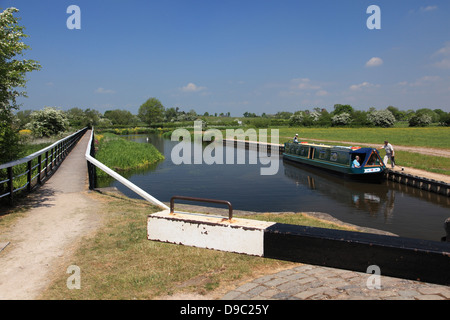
[379, 140, 395, 168]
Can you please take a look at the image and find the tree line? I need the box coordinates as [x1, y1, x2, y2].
[243, 105, 450, 128]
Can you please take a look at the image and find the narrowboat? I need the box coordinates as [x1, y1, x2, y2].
[283, 141, 386, 181]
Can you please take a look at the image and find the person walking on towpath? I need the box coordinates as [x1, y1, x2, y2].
[379, 140, 395, 168]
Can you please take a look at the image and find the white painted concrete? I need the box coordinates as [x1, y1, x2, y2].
[147, 210, 275, 256]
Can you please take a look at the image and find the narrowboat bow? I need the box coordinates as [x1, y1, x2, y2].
[283, 141, 386, 181]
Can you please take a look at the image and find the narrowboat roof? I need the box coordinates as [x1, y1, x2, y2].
[285, 141, 369, 152]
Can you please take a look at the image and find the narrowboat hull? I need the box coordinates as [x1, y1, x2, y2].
[283, 142, 386, 182]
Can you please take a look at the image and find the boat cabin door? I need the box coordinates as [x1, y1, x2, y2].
[308, 147, 315, 159]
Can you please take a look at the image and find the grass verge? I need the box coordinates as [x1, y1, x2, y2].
[39, 191, 356, 300]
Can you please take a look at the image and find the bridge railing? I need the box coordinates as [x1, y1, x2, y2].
[85, 128, 169, 210]
[0, 127, 88, 204]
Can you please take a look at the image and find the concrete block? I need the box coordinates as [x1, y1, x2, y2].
[147, 210, 275, 256]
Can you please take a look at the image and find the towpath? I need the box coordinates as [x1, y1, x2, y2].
[0, 130, 448, 300]
[0, 130, 101, 299]
[292, 136, 450, 158]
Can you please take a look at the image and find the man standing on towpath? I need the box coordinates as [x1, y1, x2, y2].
[379, 140, 395, 168]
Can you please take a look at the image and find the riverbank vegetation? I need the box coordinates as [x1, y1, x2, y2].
[94, 133, 164, 178]
[38, 191, 358, 299]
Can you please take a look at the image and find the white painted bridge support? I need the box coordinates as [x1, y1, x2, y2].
[147, 210, 275, 256]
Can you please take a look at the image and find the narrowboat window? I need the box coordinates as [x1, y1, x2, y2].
[367, 152, 381, 165]
[318, 150, 326, 159]
[300, 146, 307, 156]
[330, 152, 338, 162]
[351, 153, 366, 165]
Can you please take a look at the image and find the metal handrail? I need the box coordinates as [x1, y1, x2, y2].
[170, 195, 233, 220]
[0, 127, 88, 203]
[0, 127, 87, 170]
[85, 128, 170, 211]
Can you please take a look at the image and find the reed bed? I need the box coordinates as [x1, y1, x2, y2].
[94, 133, 164, 178]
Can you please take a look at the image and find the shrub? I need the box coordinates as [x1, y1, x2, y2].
[27, 107, 68, 137]
[331, 112, 351, 126]
[367, 109, 396, 128]
[289, 114, 304, 127]
[310, 111, 321, 122]
[409, 114, 432, 127]
[438, 113, 450, 126]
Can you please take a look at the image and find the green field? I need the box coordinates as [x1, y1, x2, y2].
[276, 127, 450, 149]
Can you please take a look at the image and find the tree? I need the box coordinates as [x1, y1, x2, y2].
[66, 108, 101, 128]
[415, 108, 439, 123]
[138, 98, 164, 126]
[316, 109, 332, 127]
[409, 113, 432, 127]
[15, 109, 33, 128]
[243, 111, 257, 117]
[439, 112, 450, 126]
[332, 104, 354, 115]
[331, 112, 352, 126]
[164, 107, 178, 122]
[66, 107, 86, 127]
[83, 108, 102, 127]
[289, 113, 304, 127]
[386, 106, 405, 121]
[27, 107, 68, 137]
[104, 109, 135, 126]
[0, 7, 41, 162]
[274, 111, 293, 119]
[367, 109, 396, 128]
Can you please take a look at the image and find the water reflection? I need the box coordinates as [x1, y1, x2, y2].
[283, 161, 396, 223]
[98, 134, 450, 242]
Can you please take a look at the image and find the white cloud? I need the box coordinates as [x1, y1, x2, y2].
[95, 87, 115, 94]
[293, 78, 321, 90]
[434, 59, 450, 69]
[349, 82, 380, 91]
[432, 42, 450, 69]
[316, 90, 328, 96]
[279, 78, 326, 97]
[397, 76, 440, 87]
[365, 57, 383, 67]
[420, 6, 437, 12]
[181, 82, 207, 92]
[434, 42, 450, 56]
[409, 6, 438, 14]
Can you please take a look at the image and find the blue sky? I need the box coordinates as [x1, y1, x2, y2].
[3, 0, 450, 115]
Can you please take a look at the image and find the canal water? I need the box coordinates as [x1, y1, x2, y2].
[98, 134, 450, 242]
